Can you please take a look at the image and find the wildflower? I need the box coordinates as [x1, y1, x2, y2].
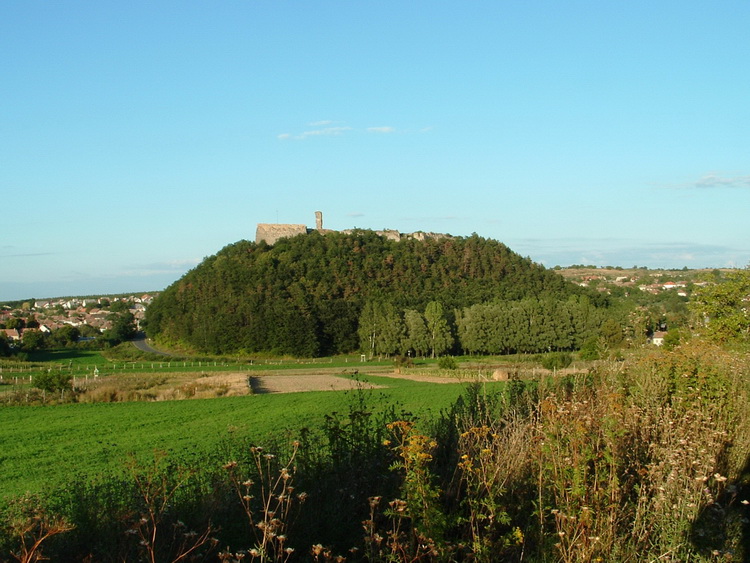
[714, 473, 728, 482]
[741, 499, 749, 505]
[224, 461, 238, 470]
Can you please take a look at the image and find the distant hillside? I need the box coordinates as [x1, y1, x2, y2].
[145, 231, 603, 356]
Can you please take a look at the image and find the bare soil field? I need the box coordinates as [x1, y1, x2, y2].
[244, 369, 475, 394]
[248, 373, 384, 394]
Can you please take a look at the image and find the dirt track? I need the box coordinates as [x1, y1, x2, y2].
[248, 374, 384, 394]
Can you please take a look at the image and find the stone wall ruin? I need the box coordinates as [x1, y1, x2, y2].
[255, 211, 449, 245]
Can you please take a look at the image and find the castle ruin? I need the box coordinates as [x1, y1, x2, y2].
[255, 212, 448, 245]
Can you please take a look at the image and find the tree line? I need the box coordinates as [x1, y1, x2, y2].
[145, 231, 610, 357]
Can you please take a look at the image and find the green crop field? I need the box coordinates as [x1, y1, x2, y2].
[0, 372, 486, 499]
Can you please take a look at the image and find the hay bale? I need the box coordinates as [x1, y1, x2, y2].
[492, 369, 509, 381]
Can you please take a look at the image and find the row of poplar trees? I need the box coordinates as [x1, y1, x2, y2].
[357, 294, 605, 358]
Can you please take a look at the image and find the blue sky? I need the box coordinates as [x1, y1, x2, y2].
[2, 1, 749, 301]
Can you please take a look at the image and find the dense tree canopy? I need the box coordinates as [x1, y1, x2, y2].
[145, 231, 607, 356]
[690, 269, 750, 342]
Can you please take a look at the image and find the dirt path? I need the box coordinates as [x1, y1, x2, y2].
[196, 369, 473, 396]
[248, 374, 383, 394]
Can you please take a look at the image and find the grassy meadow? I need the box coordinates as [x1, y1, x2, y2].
[2, 341, 750, 561]
[0, 353, 478, 499]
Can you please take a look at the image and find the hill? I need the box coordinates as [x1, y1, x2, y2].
[144, 230, 604, 356]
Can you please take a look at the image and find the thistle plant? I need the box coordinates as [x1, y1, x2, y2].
[0, 494, 73, 563]
[125, 451, 218, 563]
[221, 441, 305, 563]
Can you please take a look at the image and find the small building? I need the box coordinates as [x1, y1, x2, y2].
[651, 331, 667, 346]
[2, 328, 21, 341]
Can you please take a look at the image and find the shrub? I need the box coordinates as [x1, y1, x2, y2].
[540, 352, 573, 370]
[33, 371, 73, 394]
[438, 356, 458, 370]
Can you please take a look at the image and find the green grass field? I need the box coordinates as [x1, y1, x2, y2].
[0, 371, 483, 499]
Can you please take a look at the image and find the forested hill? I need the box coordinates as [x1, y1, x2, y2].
[145, 231, 605, 356]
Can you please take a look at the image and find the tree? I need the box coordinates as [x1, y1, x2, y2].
[109, 299, 131, 313]
[34, 371, 73, 394]
[599, 318, 624, 347]
[6, 317, 25, 330]
[358, 301, 404, 358]
[403, 309, 429, 357]
[358, 301, 380, 360]
[0, 333, 11, 357]
[49, 325, 80, 348]
[103, 311, 137, 345]
[690, 269, 750, 342]
[375, 303, 404, 357]
[21, 330, 46, 351]
[424, 301, 453, 358]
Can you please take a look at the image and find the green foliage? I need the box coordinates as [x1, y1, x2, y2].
[662, 329, 683, 350]
[539, 351, 573, 370]
[403, 309, 430, 357]
[33, 371, 73, 393]
[456, 295, 605, 355]
[48, 325, 80, 348]
[0, 375, 467, 500]
[0, 334, 10, 357]
[146, 233, 598, 356]
[578, 336, 600, 360]
[103, 311, 137, 345]
[425, 301, 453, 358]
[0, 494, 74, 562]
[438, 356, 458, 370]
[690, 269, 750, 342]
[5, 317, 25, 330]
[599, 317, 624, 347]
[21, 330, 47, 352]
[2, 340, 750, 560]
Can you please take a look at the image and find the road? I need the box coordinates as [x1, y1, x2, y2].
[131, 333, 172, 356]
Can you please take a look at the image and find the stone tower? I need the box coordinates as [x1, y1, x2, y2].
[315, 211, 323, 231]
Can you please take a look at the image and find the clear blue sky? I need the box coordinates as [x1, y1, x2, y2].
[2, 1, 749, 301]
